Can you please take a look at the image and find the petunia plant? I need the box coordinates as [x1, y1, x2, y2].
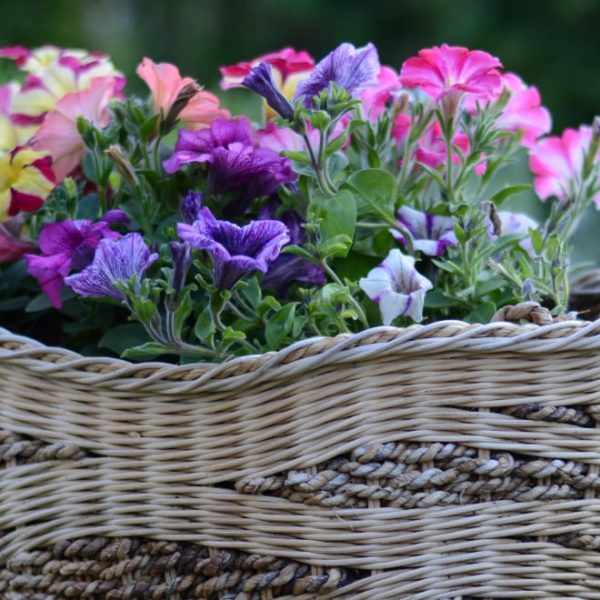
[0, 42, 598, 361]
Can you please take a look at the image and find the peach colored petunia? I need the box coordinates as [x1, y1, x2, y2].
[32, 76, 119, 182]
[137, 58, 229, 130]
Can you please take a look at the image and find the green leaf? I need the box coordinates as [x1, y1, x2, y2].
[325, 132, 348, 156]
[345, 168, 397, 218]
[240, 277, 262, 308]
[489, 184, 531, 206]
[311, 189, 356, 258]
[282, 150, 311, 163]
[424, 289, 462, 308]
[265, 303, 297, 348]
[281, 244, 317, 262]
[99, 323, 151, 355]
[140, 114, 160, 142]
[121, 342, 169, 360]
[25, 293, 53, 313]
[0, 296, 29, 312]
[194, 305, 215, 343]
[530, 228, 543, 255]
[76, 194, 100, 220]
[173, 289, 194, 337]
[326, 152, 349, 180]
[453, 223, 468, 245]
[464, 301, 497, 324]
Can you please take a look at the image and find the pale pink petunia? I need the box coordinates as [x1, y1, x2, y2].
[136, 58, 229, 130]
[495, 73, 552, 148]
[32, 76, 119, 181]
[400, 44, 502, 101]
[529, 126, 599, 205]
[360, 65, 402, 120]
[256, 122, 307, 153]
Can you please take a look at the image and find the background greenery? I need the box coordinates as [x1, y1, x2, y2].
[1, 0, 599, 263]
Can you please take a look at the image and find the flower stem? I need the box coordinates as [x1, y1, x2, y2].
[321, 259, 369, 329]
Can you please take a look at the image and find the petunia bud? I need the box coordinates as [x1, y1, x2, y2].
[105, 145, 139, 190]
[163, 82, 201, 131]
[242, 63, 294, 120]
[168, 241, 192, 295]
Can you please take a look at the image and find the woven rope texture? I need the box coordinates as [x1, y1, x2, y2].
[1, 319, 600, 598]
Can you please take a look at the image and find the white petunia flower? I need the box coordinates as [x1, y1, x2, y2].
[359, 249, 433, 325]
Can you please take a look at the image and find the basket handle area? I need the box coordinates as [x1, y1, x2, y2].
[491, 302, 576, 325]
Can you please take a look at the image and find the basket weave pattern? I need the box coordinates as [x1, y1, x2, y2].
[1, 320, 600, 599]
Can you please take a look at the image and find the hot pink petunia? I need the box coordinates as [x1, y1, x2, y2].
[495, 73, 552, 148]
[400, 44, 502, 101]
[415, 122, 470, 168]
[360, 65, 402, 120]
[137, 58, 229, 130]
[529, 126, 600, 205]
[32, 76, 120, 182]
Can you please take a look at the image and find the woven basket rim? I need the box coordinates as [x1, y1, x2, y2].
[2, 318, 600, 389]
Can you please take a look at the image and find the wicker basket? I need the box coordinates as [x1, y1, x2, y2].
[1, 317, 600, 599]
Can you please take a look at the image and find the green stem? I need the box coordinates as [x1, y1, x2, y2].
[321, 259, 369, 329]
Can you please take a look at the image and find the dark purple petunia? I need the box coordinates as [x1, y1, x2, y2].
[391, 206, 458, 257]
[294, 42, 380, 106]
[177, 207, 289, 289]
[24, 209, 129, 309]
[163, 118, 296, 209]
[242, 63, 294, 120]
[181, 190, 204, 224]
[258, 201, 325, 292]
[168, 241, 192, 294]
[65, 233, 159, 301]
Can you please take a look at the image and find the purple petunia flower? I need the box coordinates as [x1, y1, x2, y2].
[168, 241, 192, 294]
[295, 42, 380, 106]
[181, 190, 204, 224]
[65, 233, 158, 301]
[177, 207, 290, 289]
[359, 249, 432, 324]
[242, 63, 294, 120]
[391, 206, 458, 257]
[163, 118, 296, 211]
[24, 209, 129, 308]
[258, 201, 325, 292]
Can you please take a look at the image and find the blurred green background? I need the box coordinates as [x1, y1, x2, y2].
[1, 0, 599, 264]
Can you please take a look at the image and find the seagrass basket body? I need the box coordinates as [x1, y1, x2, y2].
[1, 319, 600, 599]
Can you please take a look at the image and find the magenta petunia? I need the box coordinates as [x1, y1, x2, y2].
[529, 125, 600, 205]
[24, 210, 128, 308]
[399, 44, 502, 101]
[177, 207, 290, 289]
[360, 65, 402, 121]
